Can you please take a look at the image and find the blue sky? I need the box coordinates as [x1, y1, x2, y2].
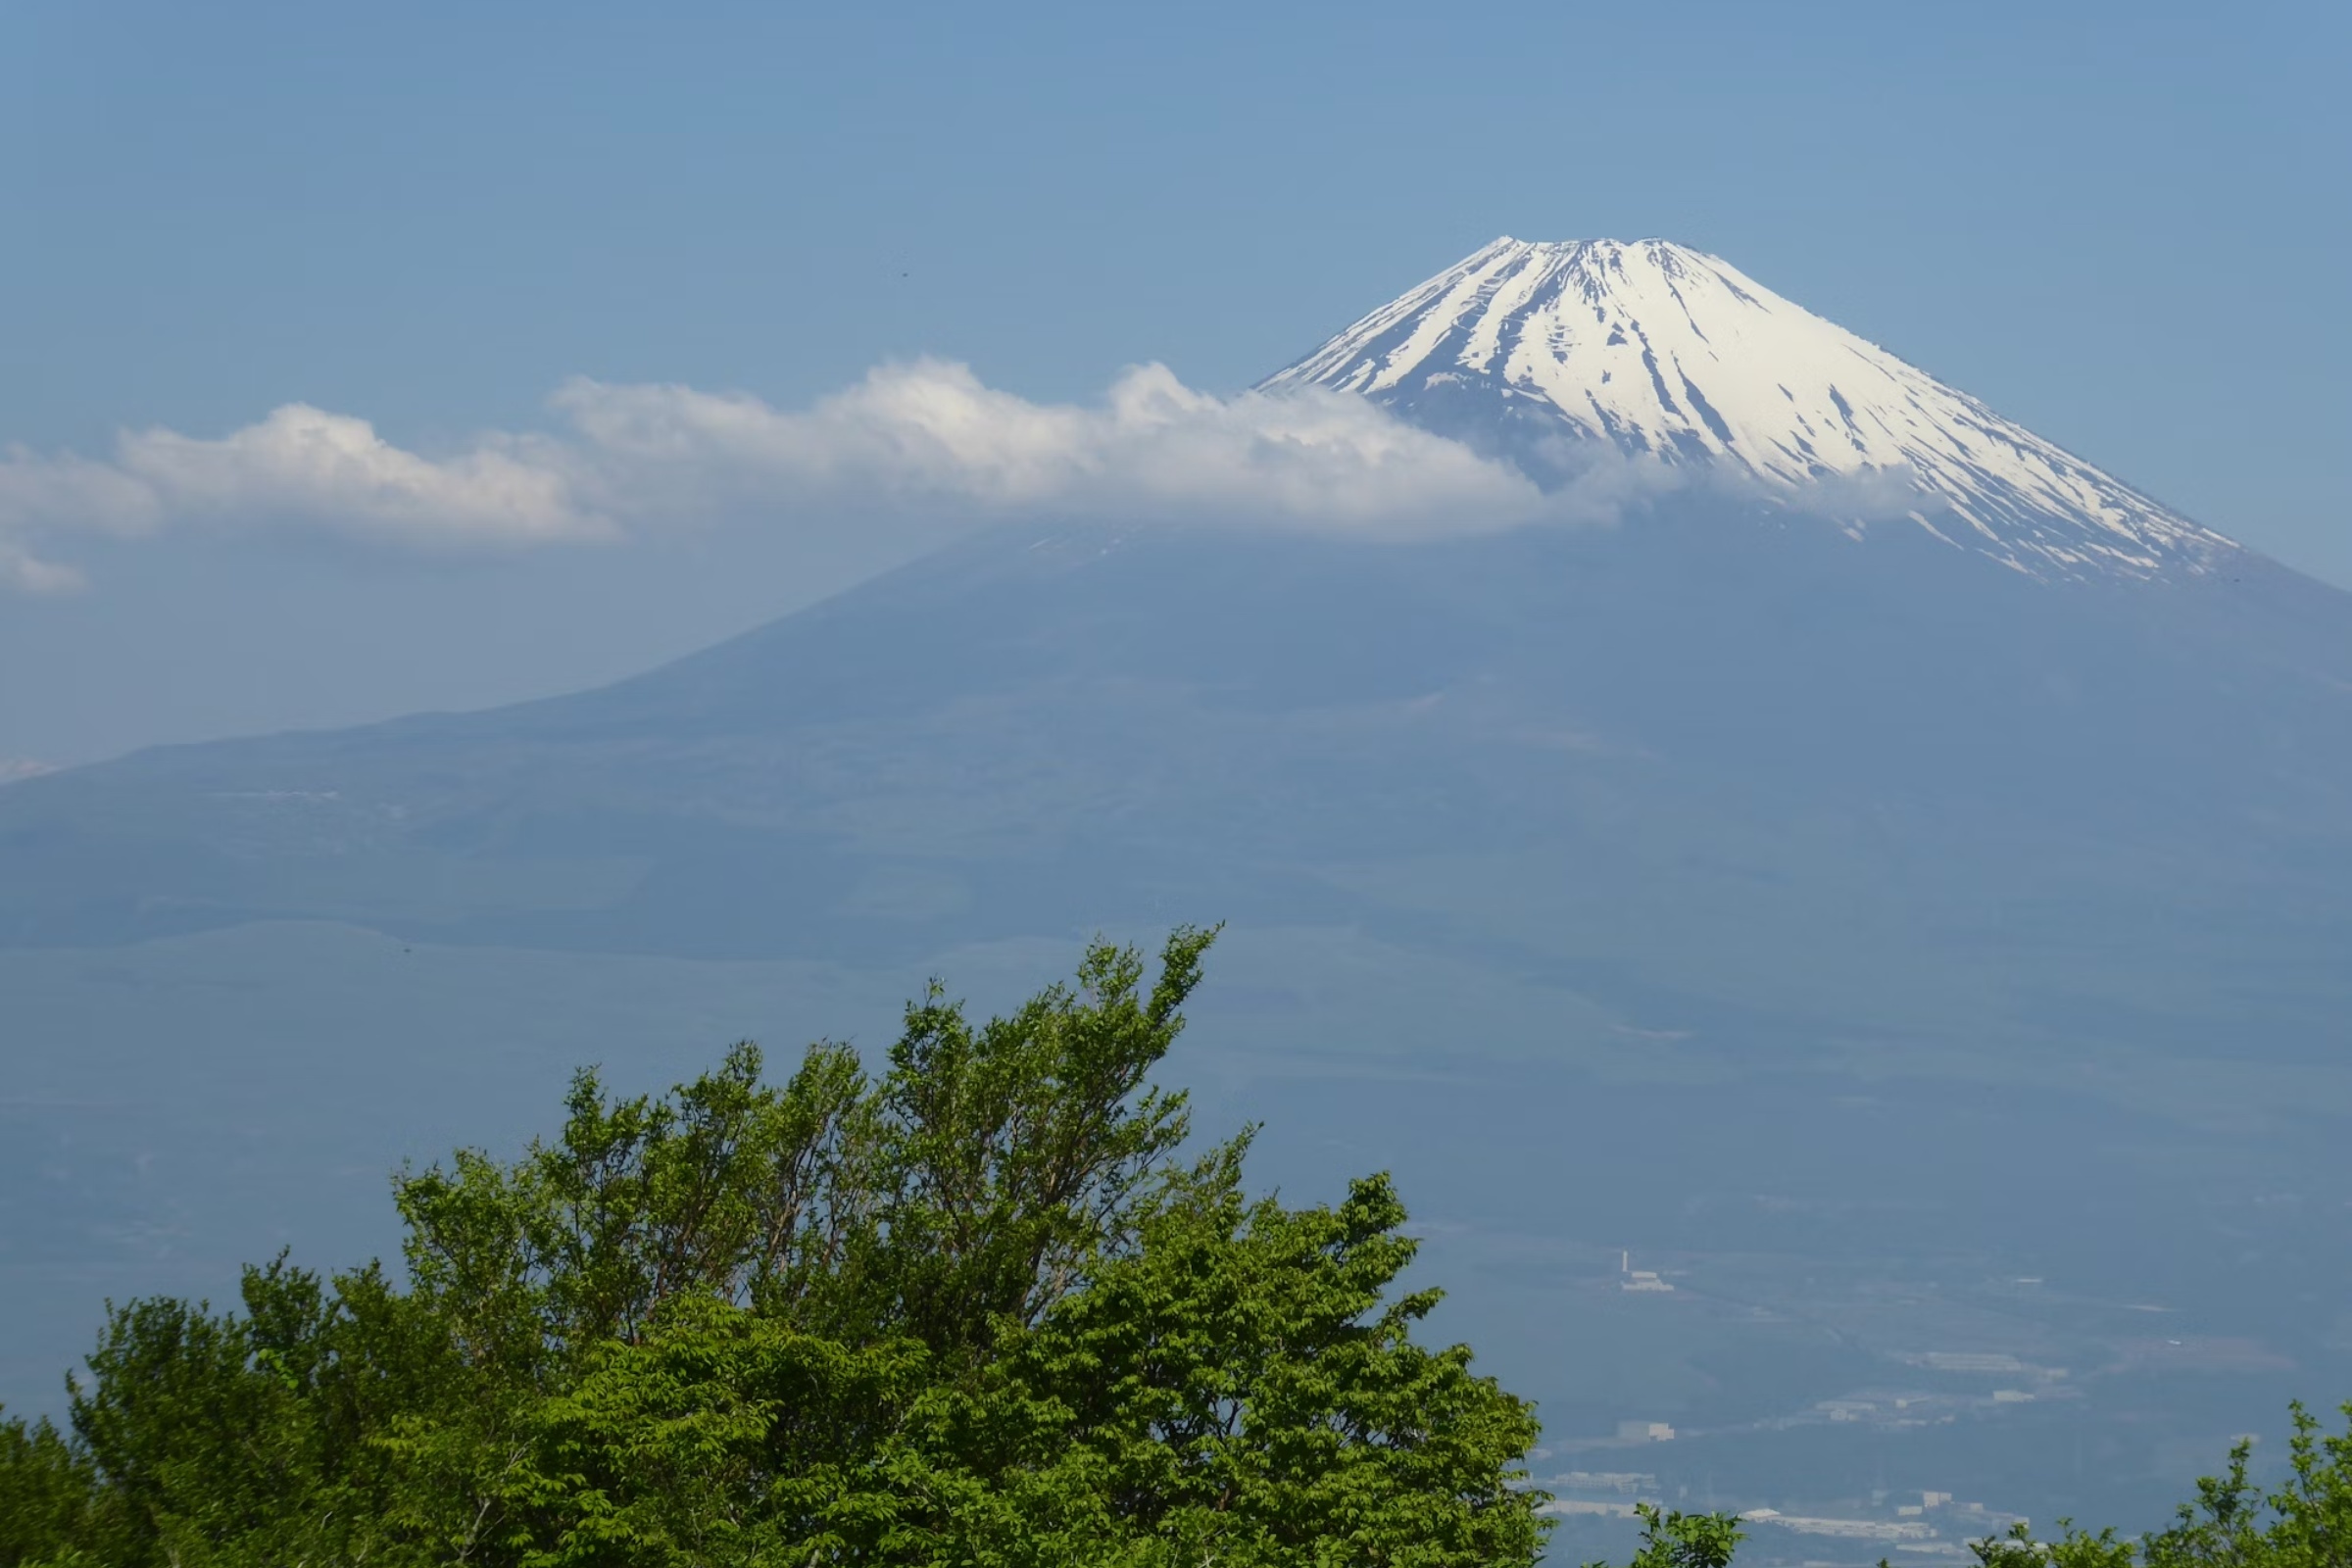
[2, 0, 2345, 763]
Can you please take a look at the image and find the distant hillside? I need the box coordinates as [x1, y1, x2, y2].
[7, 509, 2350, 1071]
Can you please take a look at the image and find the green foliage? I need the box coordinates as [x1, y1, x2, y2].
[995, 1157, 1546, 1566]
[1606, 1503, 1746, 1568]
[1931, 1405, 2352, 1568]
[2139, 1403, 2352, 1568]
[1, 928, 1551, 1568]
[1968, 1519, 2136, 1568]
[0, 1405, 102, 1567]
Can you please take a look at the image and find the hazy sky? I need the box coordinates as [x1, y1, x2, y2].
[3, 0, 2345, 765]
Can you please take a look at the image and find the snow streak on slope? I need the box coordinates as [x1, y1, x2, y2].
[1264, 238, 2234, 578]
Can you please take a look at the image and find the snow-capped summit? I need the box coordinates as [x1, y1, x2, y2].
[1263, 238, 2234, 578]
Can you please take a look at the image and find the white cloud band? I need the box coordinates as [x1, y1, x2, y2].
[0, 361, 1590, 592]
[555, 362, 1551, 532]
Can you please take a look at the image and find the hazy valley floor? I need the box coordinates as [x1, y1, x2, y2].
[8, 915, 2348, 1549]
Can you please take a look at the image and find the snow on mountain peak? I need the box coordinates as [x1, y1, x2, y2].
[1262, 237, 2234, 578]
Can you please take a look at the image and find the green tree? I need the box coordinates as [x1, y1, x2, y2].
[1606, 1503, 1746, 1568]
[1969, 1518, 2136, 1568]
[999, 1152, 1546, 1566]
[0, 1405, 104, 1567]
[2141, 1403, 2352, 1568]
[0, 928, 1553, 1568]
[497, 1153, 1548, 1568]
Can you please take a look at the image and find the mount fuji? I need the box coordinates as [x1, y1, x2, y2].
[8, 231, 2350, 1096]
[7, 240, 2352, 1521]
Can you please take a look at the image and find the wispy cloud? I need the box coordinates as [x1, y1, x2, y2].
[0, 405, 599, 589]
[556, 361, 1552, 533]
[113, 406, 595, 546]
[0, 361, 1602, 593]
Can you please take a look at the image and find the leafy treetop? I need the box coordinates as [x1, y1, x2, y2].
[0, 927, 1551, 1568]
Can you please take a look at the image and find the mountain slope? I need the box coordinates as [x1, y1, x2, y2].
[5, 514, 2348, 1050]
[1265, 237, 2231, 579]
